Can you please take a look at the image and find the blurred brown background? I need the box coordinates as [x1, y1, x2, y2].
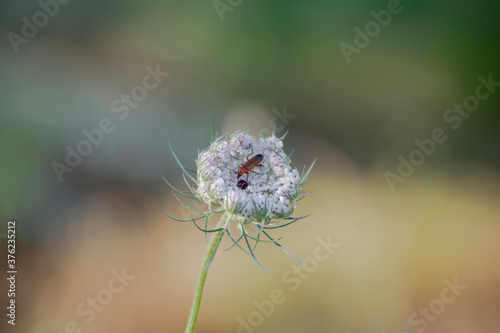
[0, 0, 499, 332]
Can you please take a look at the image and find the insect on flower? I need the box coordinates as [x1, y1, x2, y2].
[237, 153, 263, 178]
[237, 179, 248, 190]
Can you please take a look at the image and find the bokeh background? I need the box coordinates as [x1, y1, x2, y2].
[1, 0, 499, 332]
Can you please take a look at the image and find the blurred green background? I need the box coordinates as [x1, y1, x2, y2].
[0, 0, 499, 332]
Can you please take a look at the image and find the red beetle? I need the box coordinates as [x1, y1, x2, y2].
[237, 154, 263, 178]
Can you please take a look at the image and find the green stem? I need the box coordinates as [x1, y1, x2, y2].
[184, 215, 227, 333]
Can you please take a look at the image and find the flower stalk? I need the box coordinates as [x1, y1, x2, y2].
[184, 215, 227, 333]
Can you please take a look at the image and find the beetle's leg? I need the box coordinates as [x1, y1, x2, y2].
[245, 148, 254, 161]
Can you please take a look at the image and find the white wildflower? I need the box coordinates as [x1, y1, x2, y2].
[196, 132, 301, 223]
[164, 127, 315, 269]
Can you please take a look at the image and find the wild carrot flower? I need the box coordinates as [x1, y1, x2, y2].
[163, 123, 315, 333]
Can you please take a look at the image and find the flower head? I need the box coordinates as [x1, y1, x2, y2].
[196, 131, 301, 223]
[163, 125, 315, 270]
